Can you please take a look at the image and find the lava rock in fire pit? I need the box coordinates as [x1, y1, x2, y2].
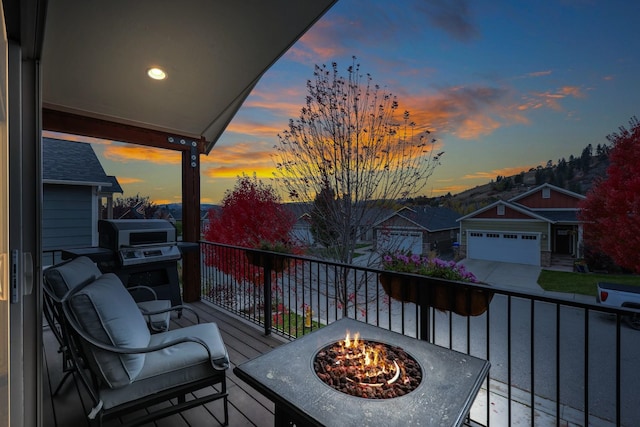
[314, 338, 422, 399]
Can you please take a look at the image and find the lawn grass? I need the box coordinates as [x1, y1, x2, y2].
[538, 269, 640, 297]
[271, 311, 324, 337]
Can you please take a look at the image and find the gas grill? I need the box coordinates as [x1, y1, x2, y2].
[98, 219, 181, 267]
[62, 219, 192, 307]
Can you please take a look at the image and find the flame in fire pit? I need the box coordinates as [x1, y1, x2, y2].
[340, 332, 400, 386]
[314, 330, 422, 398]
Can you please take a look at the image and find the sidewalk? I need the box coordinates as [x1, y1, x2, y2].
[471, 380, 617, 427]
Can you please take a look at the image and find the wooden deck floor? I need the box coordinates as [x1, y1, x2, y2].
[42, 301, 286, 427]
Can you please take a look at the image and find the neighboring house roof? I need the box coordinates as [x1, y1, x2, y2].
[283, 203, 396, 228]
[101, 176, 123, 194]
[43, 137, 112, 187]
[283, 202, 313, 220]
[375, 206, 460, 232]
[534, 210, 581, 223]
[458, 183, 584, 224]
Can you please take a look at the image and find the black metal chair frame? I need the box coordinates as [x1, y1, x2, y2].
[42, 275, 200, 396]
[55, 278, 228, 426]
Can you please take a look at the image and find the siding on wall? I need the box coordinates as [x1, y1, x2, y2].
[472, 205, 534, 220]
[515, 189, 582, 209]
[43, 184, 94, 250]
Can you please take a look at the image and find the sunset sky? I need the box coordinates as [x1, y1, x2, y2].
[48, 0, 640, 205]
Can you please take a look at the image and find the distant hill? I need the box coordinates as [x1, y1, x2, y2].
[402, 142, 612, 215]
[437, 149, 610, 215]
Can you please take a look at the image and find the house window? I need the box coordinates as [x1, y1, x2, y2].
[503, 234, 518, 239]
[470, 232, 483, 237]
[497, 205, 505, 215]
[487, 233, 500, 238]
[542, 188, 551, 199]
[521, 235, 537, 240]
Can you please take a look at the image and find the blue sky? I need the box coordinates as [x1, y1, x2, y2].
[56, 0, 640, 205]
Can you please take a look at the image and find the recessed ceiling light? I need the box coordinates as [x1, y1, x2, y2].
[147, 67, 167, 80]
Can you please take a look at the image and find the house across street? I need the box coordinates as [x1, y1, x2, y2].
[457, 183, 585, 267]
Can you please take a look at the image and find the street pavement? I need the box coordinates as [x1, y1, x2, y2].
[456, 258, 617, 426]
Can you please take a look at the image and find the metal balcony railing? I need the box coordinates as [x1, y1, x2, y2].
[199, 241, 638, 426]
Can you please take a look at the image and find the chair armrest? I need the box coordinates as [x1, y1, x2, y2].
[137, 304, 201, 324]
[127, 285, 159, 301]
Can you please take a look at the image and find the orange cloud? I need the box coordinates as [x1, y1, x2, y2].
[103, 145, 180, 164]
[397, 86, 529, 140]
[225, 120, 285, 139]
[461, 165, 534, 181]
[292, 19, 352, 61]
[201, 142, 276, 179]
[116, 177, 143, 184]
[453, 116, 501, 140]
[153, 199, 174, 205]
[204, 165, 275, 179]
[430, 184, 469, 195]
[559, 86, 585, 98]
[520, 85, 586, 111]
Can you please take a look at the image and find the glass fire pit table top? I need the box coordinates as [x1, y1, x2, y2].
[234, 318, 490, 427]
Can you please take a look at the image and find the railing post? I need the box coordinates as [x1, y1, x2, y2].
[419, 303, 430, 342]
[416, 283, 431, 342]
[264, 258, 272, 336]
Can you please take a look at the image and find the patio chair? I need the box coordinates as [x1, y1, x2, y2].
[44, 256, 183, 332]
[43, 256, 195, 395]
[60, 272, 229, 426]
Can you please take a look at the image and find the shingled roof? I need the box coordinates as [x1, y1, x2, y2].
[102, 176, 123, 194]
[375, 205, 460, 232]
[43, 137, 112, 186]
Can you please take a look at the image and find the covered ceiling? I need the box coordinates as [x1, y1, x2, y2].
[40, 0, 337, 153]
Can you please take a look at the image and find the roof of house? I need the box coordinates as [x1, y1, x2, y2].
[101, 176, 123, 194]
[43, 138, 112, 186]
[375, 206, 460, 232]
[457, 183, 584, 224]
[534, 210, 581, 223]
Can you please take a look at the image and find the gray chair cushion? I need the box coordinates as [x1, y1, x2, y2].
[44, 256, 102, 298]
[99, 322, 230, 409]
[68, 273, 151, 388]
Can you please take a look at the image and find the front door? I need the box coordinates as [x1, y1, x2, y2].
[554, 227, 572, 254]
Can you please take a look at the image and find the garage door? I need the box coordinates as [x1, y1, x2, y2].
[467, 231, 540, 265]
[379, 231, 423, 254]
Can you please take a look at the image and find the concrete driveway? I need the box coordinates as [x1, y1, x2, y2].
[457, 259, 543, 293]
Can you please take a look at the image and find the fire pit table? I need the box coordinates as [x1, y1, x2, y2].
[234, 318, 489, 427]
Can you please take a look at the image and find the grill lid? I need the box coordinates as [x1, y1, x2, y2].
[99, 219, 177, 250]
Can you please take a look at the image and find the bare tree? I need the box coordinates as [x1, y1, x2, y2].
[273, 58, 443, 265]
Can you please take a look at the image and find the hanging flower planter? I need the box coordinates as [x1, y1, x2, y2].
[379, 272, 423, 304]
[246, 250, 289, 273]
[379, 272, 493, 316]
[379, 251, 493, 316]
